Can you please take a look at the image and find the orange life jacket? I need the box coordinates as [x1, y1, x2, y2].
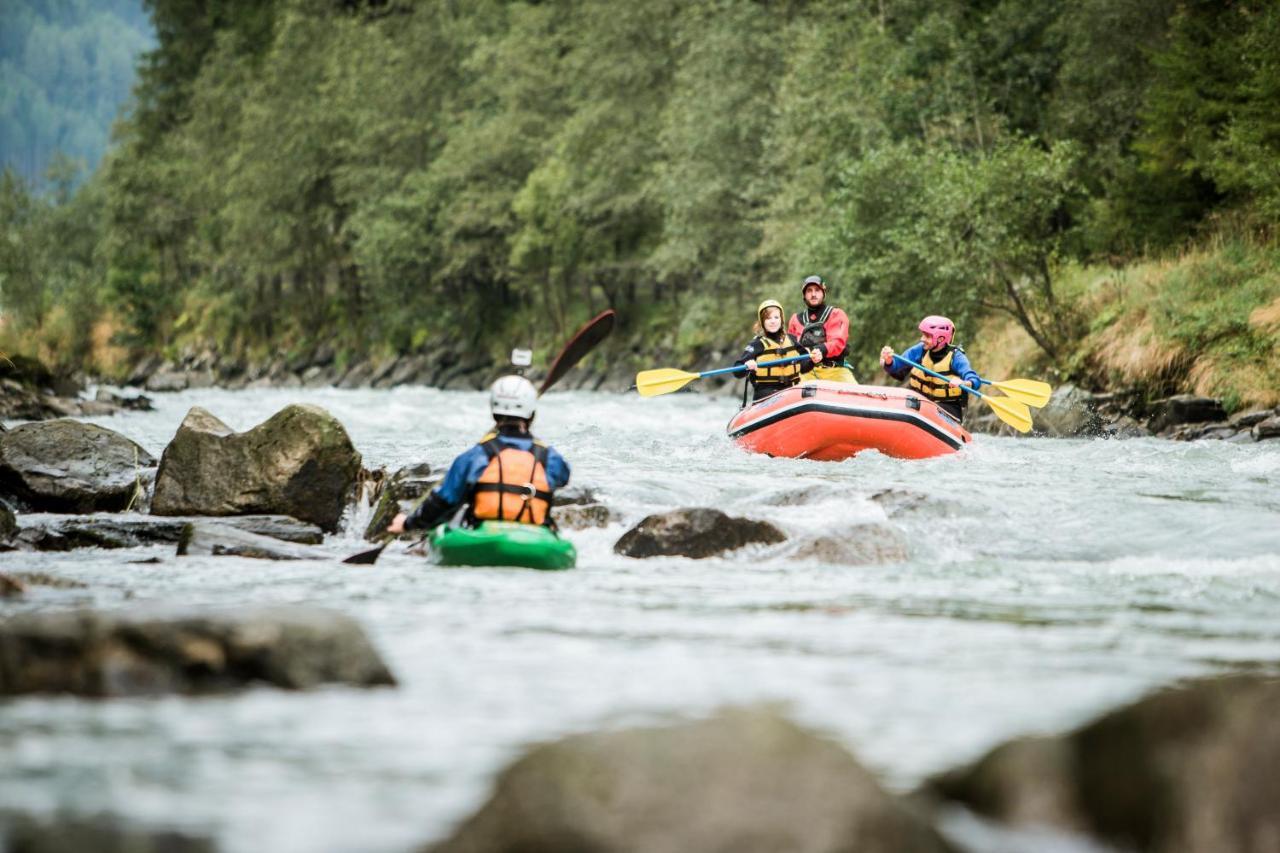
[470, 437, 554, 525]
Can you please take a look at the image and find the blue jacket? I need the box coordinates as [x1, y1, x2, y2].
[405, 433, 570, 529]
[884, 343, 980, 386]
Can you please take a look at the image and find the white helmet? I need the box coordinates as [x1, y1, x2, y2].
[490, 375, 538, 419]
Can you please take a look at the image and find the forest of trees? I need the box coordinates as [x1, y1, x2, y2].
[1, 0, 1278, 380]
[0, 0, 153, 182]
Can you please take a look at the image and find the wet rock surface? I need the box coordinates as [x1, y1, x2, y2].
[0, 420, 154, 513]
[925, 675, 1280, 853]
[0, 606, 396, 697]
[614, 507, 786, 558]
[362, 462, 439, 541]
[429, 708, 952, 853]
[12, 513, 322, 552]
[177, 522, 328, 560]
[151, 405, 361, 532]
[0, 813, 216, 853]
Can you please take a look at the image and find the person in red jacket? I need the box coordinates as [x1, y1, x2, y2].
[787, 275, 856, 383]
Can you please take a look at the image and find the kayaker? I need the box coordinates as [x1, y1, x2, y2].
[787, 275, 856, 382]
[880, 315, 981, 421]
[735, 299, 807, 402]
[386, 375, 571, 534]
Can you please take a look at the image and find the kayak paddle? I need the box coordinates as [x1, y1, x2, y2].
[344, 309, 616, 565]
[635, 354, 812, 397]
[539, 309, 616, 396]
[980, 377, 1052, 408]
[895, 355, 1033, 434]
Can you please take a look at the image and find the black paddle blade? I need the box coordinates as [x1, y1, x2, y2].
[342, 541, 388, 565]
[539, 309, 616, 396]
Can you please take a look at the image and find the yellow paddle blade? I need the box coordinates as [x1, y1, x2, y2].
[635, 367, 701, 397]
[988, 378, 1052, 408]
[984, 393, 1034, 434]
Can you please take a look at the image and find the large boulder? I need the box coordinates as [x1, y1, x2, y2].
[151, 405, 361, 532]
[0, 420, 154, 512]
[0, 606, 396, 697]
[429, 708, 952, 853]
[614, 507, 786, 558]
[1254, 414, 1280, 441]
[926, 676, 1280, 853]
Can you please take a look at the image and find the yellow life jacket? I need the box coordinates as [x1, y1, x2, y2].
[754, 333, 804, 384]
[908, 346, 964, 400]
[470, 434, 553, 525]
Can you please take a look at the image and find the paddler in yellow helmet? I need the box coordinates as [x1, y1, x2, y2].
[734, 299, 806, 403]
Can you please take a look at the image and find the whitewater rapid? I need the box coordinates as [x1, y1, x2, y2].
[2, 386, 1278, 852]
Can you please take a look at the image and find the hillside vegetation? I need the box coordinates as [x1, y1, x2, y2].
[1, 0, 1277, 403]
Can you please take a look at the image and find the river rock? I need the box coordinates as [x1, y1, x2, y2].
[925, 675, 1280, 853]
[614, 507, 786, 558]
[556, 502, 618, 530]
[1254, 415, 1280, 441]
[0, 606, 396, 697]
[1034, 384, 1102, 437]
[144, 368, 190, 393]
[13, 512, 322, 552]
[1146, 394, 1227, 434]
[177, 521, 327, 560]
[362, 462, 439, 541]
[0, 572, 25, 597]
[96, 388, 154, 411]
[151, 405, 361, 532]
[1228, 408, 1274, 429]
[0, 813, 216, 853]
[0, 420, 154, 513]
[791, 524, 910, 565]
[0, 499, 15, 541]
[428, 708, 951, 853]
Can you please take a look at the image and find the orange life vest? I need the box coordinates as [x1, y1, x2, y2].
[470, 437, 554, 525]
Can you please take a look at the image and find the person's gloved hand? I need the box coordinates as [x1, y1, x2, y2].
[880, 346, 894, 367]
[808, 348, 823, 365]
[969, 378, 982, 390]
[947, 377, 964, 388]
[744, 359, 758, 373]
[387, 512, 407, 534]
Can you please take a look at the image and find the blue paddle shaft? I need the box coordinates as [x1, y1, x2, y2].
[895, 355, 987, 399]
[700, 353, 812, 379]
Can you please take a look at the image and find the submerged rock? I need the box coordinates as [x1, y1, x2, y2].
[614, 507, 786, 558]
[429, 708, 951, 853]
[791, 524, 910, 565]
[0, 420, 154, 513]
[151, 405, 361, 532]
[925, 675, 1280, 853]
[0, 606, 396, 697]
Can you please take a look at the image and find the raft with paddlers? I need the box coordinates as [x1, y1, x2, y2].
[428, 521, 577, 570]
[725, 380, 972, 461]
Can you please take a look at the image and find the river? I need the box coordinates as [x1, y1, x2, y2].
[3, 386, 1279, 852]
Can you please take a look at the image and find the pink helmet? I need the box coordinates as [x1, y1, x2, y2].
[918, 315, 955, 348]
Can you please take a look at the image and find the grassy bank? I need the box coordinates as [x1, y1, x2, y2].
[969, 236, 1280, 412]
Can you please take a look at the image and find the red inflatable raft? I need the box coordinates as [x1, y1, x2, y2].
[726, 381, 972, 461]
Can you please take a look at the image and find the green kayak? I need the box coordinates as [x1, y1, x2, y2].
[428, 521, 577, 570]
